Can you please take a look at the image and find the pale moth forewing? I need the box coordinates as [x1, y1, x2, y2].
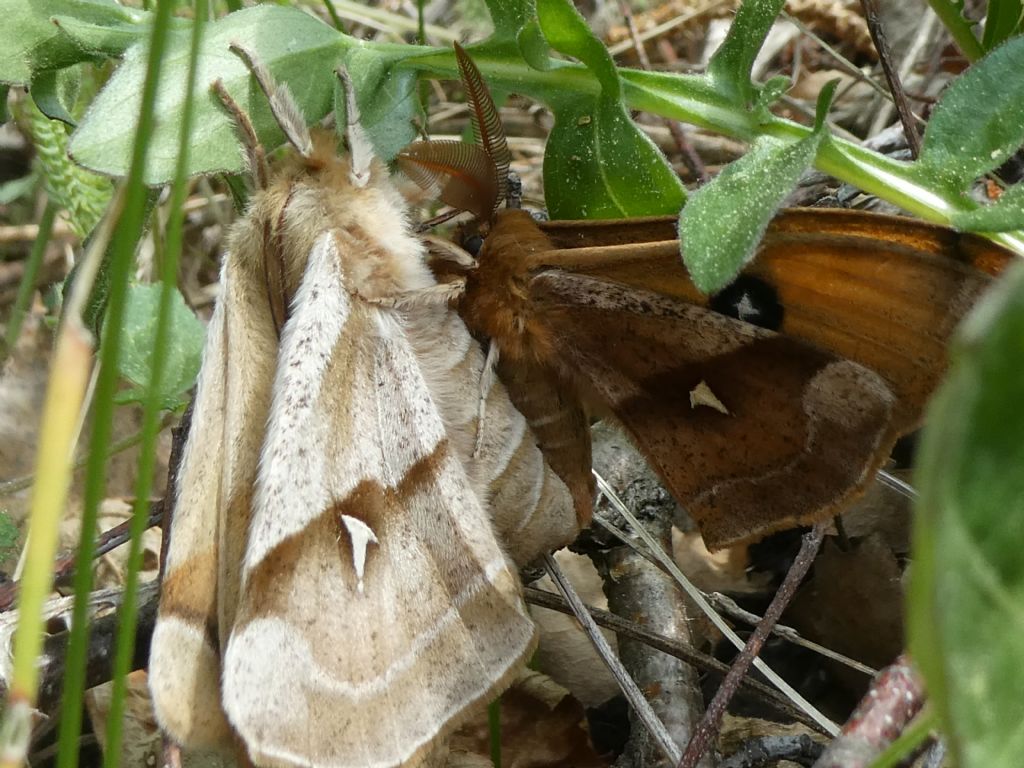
[149, 51, 576, 768]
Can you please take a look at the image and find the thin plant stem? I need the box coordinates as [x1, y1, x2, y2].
[100, 0, 207, 764]
[544, 553, 683, 765]
[0, 319, 92, 768]
[1, 201, 57, 366]
[924, 0, 984, 61]
[54, 0, 182, 763]
[321, 0, 345, 32]
[678, 522, 828, 768]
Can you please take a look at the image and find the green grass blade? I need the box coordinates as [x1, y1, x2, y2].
[99, 0, 207, 764]
[54, 0, 181, 764]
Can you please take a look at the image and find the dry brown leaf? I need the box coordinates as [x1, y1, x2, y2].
[88, 670, 234, 768]
[449, 669, 608, 768]
[787, 535, 904, 695]
[530, 550, 620, 708]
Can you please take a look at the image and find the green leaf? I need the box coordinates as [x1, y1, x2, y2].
[926, 0, 984, 62]
[0, 84, 8, 123]
[517, 19, 553, 71]
[537, 0, 684, 218]
[52, 4, 184, 59]
[707, 0, 786, 104]
[70, 5, 342, 183]
[482, 0, 533, 40]
[345, 47, 420, 163]
[0, 0, 132, 85]
[981, 0, 1023, 51]
[537, 0, 617, 94]
[916, 36, 1024, 192]
[679, 80, 837, 294]
[909, 263, 1024, 768]
[30, 66, 81, 125]
[951, 183, 1024, 232]
[754, 74, 791, 118]
[113, 282, 205, 410]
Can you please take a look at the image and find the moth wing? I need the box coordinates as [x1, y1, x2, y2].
[149, 245, 280, 746]
[745, 209, 1006, 427]
[531, 271, 899, 551]
[222, 232, 535, 768]
[540, 209, 1008, 431]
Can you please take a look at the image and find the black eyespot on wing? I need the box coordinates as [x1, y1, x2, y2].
[709, 275, 784, 331]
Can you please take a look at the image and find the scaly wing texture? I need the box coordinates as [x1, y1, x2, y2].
[222, 232, 536, 768]
[149, 244, 279, 747]
[539, 208, 1008, 430]
[530, 271, 899, 550]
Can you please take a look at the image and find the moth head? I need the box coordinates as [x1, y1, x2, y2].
[396, 42, 512, 229]
[216, 44, 384, 191]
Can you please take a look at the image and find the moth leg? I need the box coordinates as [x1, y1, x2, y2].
[473, 340, 500, 458]
[362, 279, 467, 309]
[423, 233, 479, 270]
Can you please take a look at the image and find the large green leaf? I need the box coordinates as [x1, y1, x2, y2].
[678, 81, 836, 294]
[0, 0, 134, 84]
[70, 5, 342, 183]
[909, 263, 1024, 768]
[537, 0, 684, 218]
[114, 282, 205, 410]
[915, 36, 1024, 193]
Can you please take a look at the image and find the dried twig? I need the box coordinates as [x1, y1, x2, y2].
[720, 734, 824, 768]
[157, 399, 193, 579]
[706, 592, 876, 677]
[594, 473, 838, 737]
[597, 510, 711, 767]
[0, 581, 159, 714]
[0, 503, 165, 613]
[525, 587, 828, 734]
[678, 522, 829, 768]
[812, 655, 926, 768]
[859, 0, 922, 157]
[35, 582, 159, 713]
[543, 553, 683, 766]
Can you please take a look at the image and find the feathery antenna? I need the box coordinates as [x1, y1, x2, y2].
[229, 42, 313, 159]
[396, 43, 512, 221]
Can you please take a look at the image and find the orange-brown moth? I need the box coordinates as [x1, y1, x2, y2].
[148, 48, 577, 767]
[399, 43, 1013, 552]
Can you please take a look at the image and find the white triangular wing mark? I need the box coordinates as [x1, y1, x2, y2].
[340, 514, 378, 593]
[689, 379, 730, 415]
[734, 292, 759, 323]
